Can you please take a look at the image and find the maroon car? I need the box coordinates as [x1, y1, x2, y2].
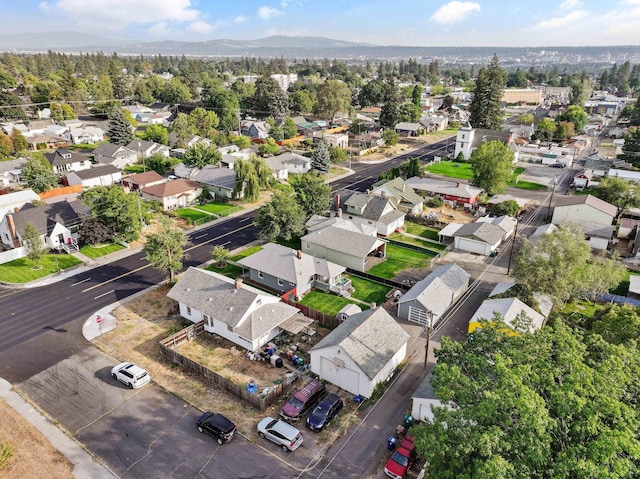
[384, 435, 417, 479]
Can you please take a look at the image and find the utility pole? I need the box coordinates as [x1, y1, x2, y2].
[547, 176, 558, 221]
[507, 216, 519, 275]
[422, 312, 434, 379]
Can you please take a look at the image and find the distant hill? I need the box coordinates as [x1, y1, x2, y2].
[0, 31, 124, 50]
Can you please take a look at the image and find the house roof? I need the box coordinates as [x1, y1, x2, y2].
[406, 177, 483, 199]
[167, 267, 300, 341]
[470, 297, 545, 333]
[141, 178, 201, 198]
[94, 142, 135, 159]
[13, 200, 87, 236]
[305, 215, 378, 236]
[301, 225, 385, 258]
[44, 149, 89, 167]
[371, 177, 424, 208]
[192, 165, 236, 189]
[334, 189, 404, 223]
[395, 122, 422, 132]
[0, 189, 40, 209]
[412, 370, 437, 400]
[487, 195, 528, 208]
[553, 194, 617, 218]
[125, 140, 168, 154]
[70, 164, 121, 180]
[453, 222, 506, 245]
[476, 215, 517, 234]
[238, 242, 345, 285]
[272, 152, 310, 167]
[311, 307, 410, 379]
[399, 263, 470, 317]
[123, 171, 166, 186]
[471, 128, 511, 149]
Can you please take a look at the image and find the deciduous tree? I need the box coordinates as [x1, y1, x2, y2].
[593, 176, 639, 210]
[210, 245, 230, 267]
[144, 215, 187, 282]
[9, 128, 28, 153]
[21, 155, 58, 193]
[314, 79, 352, 121]
[255, 190, 305, 242]
[23, 222, 47, 269]
[290, 171, 331, 218]
[251, 75, 289, 119]
[77, 217, 113, 246]
[183, 143, 222, 169]
[470, 140, 514, 195]
[141, 124, 168, 145]
[81, 185, 142, 242]
[382, 129, 399, 147]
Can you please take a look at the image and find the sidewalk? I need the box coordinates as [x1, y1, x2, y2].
[0, 378, 119, 479]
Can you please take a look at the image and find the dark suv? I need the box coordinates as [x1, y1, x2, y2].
[196, 412, 237, 445]
[280, 379, 326, 422]
[306, 393, 343, 432]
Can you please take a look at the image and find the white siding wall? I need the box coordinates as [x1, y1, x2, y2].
[552, 205, 613, 227]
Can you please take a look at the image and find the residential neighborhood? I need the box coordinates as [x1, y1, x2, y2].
[0, 4, 640, 479]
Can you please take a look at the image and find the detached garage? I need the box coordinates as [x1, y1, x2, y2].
[310, 308, 410, 398]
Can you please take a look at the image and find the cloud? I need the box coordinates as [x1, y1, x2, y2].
[234, 15, 248, 23]
[53, 0, 202, 29]
[531, 10, 588, 30]
[148, 22, 170, 36]
[560, 0, 582, 9]
[258, 6, 283, 20]
[621, 0, 640, 4]
[39, 2, 50, 11]
[430, 1, 481, 25]
[188, 21, 213, 34]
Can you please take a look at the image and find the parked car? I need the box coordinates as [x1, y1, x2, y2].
[257, 417, 303, 452]
[111, 362, 151, 389]
[384, 435, 417, 479]
[306, 393, 343, 432]
[549, 163, 566, 168]
[280, 379, 326, 422]
[196, 412, 237, 445]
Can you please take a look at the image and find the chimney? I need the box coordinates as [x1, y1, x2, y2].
[6, 214, 18, 248]
[337, 209, 342, 218]
[370, 302, 377, 309]
[296, 249, 302, 260]
[235, 278, 243, 289]
[335, 193, 340, 211]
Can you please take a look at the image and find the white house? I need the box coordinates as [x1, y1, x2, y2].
[468, 297, 546, 334]
[140, 179, 202, 211]
[552, 195, 617, 228]
[126, 140, 171, 159]
[443, 216, 517, 256]
[167, 267, 301, 352]
[44, 149, 92, 175]
[310, 307, 410, 398]
[331, 189, 406, 236]
[411, 371, 446, 422]
[67, 165, 122, 189]
[264, 152, 311, 180]
[68, 126, 105, 145]
[0, 158, 29, 188]
[0, 188, 40, 223]
[93, 143, 138, 169]
[454, 122, 517, 161]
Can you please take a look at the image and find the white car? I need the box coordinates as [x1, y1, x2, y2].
[111, 362, 151, 389]
[257, 417, 303, 452]
[167, 175, 178, 180]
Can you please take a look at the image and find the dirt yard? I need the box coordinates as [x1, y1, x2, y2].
[421, 204, 476, 224]
[0, 399, 73, 479]
[92, 284, 342, 436]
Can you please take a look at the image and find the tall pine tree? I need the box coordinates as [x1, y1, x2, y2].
[106, 108, 135, 146]
[469, 54, 505, 130]
[311, 140, 330, 173]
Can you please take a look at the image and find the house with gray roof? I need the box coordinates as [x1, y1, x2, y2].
[93, 142, 138, 169]
[370, 177, 424, 215]
[44, 149, 92, 176]
[440, 215, 516, 256]
[331, 189, 406, 236]
[411, 371, 446, 422]
[468, 297, 546, 335]
[0, 158, 29, 188]
[394, 122, 423, 137]
[126, 140, 170, 159]
[454, 122, 518, 161]
[167, 267, 301, 352]
[310, 307, 410, 397]
[301, 218, 387, 272]
[0, 200, 87, 255]
[192, 165, 238, 200]
[406, 176, 483, 206]
[264, 152, 311, 180]
[397, 263, 470, 326]
[67, 165, 122, 189]
[0, 188, 39, 224]
[552, 194, 617, 229]
[238, 242, 349, 300]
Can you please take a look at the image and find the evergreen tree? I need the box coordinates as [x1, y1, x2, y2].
[311, 140, 330, 173]
[379, 79, 402, 128]
[469, 54, 505, 130]
[106, 108, 135, 146]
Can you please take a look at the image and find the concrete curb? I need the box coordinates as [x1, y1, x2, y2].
[0, 378, 120, 479]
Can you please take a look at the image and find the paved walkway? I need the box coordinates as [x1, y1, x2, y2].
[0, 378, 119, 479]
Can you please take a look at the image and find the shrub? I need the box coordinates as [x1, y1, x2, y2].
[428, 196, 444, 207]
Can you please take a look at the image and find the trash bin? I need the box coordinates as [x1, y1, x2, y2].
[387, 436, 397, 451]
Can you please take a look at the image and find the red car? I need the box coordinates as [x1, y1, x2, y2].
[384, 435, 417, 479]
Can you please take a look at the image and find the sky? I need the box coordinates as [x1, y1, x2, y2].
[0, 0, 639, 47]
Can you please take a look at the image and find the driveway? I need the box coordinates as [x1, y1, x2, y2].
[18, 347, 298, 478]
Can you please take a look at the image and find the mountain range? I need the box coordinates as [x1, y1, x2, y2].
[1, 32, 639, 64]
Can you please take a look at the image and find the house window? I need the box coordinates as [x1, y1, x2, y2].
[277, 278, 283, 286]
[304, 241, 311, 250]
[186, 306, 192, 316]
[227, 324, 233, 332]
[462, 134, 465, 140]
[258, 271, 264, 279]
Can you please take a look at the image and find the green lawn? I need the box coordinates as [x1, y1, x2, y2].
[368, 244, 433, 279]
[425, 161, 473, 180]
[509, 179, 548, 191]
[79, 243, 125, 259]
[66, 143, 99, 151]
[426, 128, 457, 138]
[231, 245, 263, 261]
[390, 233, 447, 252]
[0, 255, 83, 283]
[349, 276, 391, 305]
[174, 208, 210, 222]
[299, 291, 367, 317]
[123, 164, 147, 174]
[205, 262, 243, 279]
[404, 221, 441, 241]
[276, 237, 301, 250]
[195, 202, 243, 216]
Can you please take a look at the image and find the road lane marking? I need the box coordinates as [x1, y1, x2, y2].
[354, 175, 361, 179]
[71, 278, 91, 286]
[220, 241, 231, 246]
[82, 223, 255, 293]
[94, 289, 114, 300]
[194, 233, 208, 239]
[239, 217, 252, 223]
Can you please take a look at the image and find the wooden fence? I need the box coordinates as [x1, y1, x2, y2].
[158, 322, 297, 411]
[39, 184, 83, 200]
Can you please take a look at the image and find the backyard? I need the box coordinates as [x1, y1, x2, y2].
[368, 244, 434, 279]
[389, 232, 447, 253]
[404, 221, 440, 241]
[424, 161, 546, 191]
[0, 255, 83, 284]
[299, 290, 368, 317]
